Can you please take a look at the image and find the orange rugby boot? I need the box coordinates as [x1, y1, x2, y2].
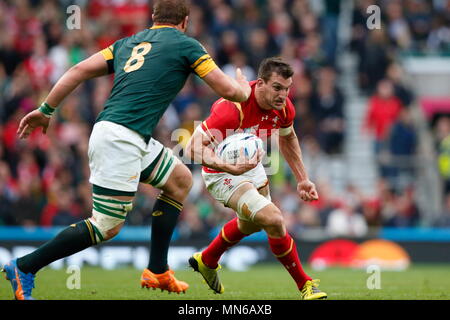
[140, 268, 189, 294]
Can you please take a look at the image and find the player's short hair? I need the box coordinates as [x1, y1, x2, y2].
[258, 57, 294, 82]
[153, 0, 190, 25]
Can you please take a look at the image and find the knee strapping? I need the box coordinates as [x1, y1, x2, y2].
[88, 194, 133, 243]
[236, 188, 272, 222]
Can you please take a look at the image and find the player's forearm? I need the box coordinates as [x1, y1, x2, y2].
[279, 132, 309, 182]
[203, 68, 250, 103]
[202, 148, 233, 171]
[186, 136, 235, 173]
[45, 66, 87, 107]
[187, 141, 231, 172]
[224, 77, 250, 102]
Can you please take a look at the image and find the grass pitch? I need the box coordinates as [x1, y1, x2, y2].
[1, 264, 449, 300]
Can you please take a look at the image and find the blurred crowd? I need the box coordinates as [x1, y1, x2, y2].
[0, 0, 450, 239]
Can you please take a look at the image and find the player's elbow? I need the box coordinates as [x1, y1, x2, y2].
[220, 85, 239, 101]
[66, 63, 91, 83]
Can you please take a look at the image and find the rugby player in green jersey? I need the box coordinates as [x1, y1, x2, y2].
[3, 0, 252, 300]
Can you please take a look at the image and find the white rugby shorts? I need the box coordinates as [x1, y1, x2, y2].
[202, 163, 270, 207]
[88, 121, 177, 192]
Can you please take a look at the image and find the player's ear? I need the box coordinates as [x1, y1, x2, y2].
[181, 16, 189, 31]
[256, 78, 264, 88]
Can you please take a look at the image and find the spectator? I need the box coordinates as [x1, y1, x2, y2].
[435, 193, 450, 227]
[325, 200, 368, 238]
[245, 28, 275, 72]
[298, 32, 328, 73]
[177, 203, 209, 240]
[426, 12, 450, 53]
[40, 188, 82, 226]
[0, 161, 16, 225]
[350, 0, 372, 61]
[222, 51, 256, 81]
[385, 186, 420, 227]
[320, 0, 342, 66]
[0, 32, 23, 77]
[11, 180, 42, 226]
[359, 29, 393, 93]
[386, 0, 412, 50]
[386, 108, 418, 189]
[386, 62, 415, 108]
[364, 79, 403, 177]
[310, 65, 345, 154]
[436, 117, 450, 194]
[215, 29, 240, 67]
[405, 0, 433, 52]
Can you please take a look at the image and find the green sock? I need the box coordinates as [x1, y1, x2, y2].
[17, 220, 96, 274]
[148, 194, 183, 274]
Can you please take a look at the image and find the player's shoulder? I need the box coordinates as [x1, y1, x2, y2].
[176, 32, 204, 48]
[212, 97, 238, 111]
[277, 97, 296, 124]
[285, 97, 295, 110]
[283, 97, 296, 116]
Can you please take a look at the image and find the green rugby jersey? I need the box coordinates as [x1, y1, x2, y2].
[97, 25, 217, 143]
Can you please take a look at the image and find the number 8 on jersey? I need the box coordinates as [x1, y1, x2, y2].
[124, 42, 152, 73]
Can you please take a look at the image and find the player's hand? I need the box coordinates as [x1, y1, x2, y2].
[225, 148, 264, 175]
[17, 109, 51, 139]
[297, 180, 319, 202]
[235, 68, 251, 101]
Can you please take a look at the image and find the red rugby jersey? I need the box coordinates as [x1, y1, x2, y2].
[201, 81, 296, 173]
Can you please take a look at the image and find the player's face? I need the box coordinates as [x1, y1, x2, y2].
[260, 73, 293, 110]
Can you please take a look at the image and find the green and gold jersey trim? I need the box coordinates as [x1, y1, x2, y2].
[100, 45, 115, 73]
[100, 45, 114, 60]
[190, 54, 218, 78]
[150, 25, 177, 30]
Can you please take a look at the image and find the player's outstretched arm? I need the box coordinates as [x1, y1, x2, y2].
[45, 52, 109, 108]
[278, 128, 319, 202]
[202, 68, 251, 102]
[17, 52, 109, 139]
[185, 126, 260, 175]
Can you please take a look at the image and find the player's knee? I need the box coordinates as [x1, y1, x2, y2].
[164, 165, 193, 201]
[260, 207, 284, 230]
[104, 223, 124, 240]
[175, 165, 193, 193]
[89, 195, 133, 244]
[236, 188, 272, 222]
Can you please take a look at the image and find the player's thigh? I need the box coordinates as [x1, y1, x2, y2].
[88, 121, 145, 193]
[140, 141, 191, 197]
[258, 184, 271, 200]
[202, 163, 268, 205]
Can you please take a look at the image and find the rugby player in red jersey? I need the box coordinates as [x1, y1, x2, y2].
[185, 57, 327, 300]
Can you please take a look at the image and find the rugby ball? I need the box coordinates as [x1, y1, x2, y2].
[216, 133, 263, 164]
